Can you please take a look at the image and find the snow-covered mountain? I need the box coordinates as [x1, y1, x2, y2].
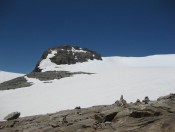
[0, 46, 175, 121]
[0, 71, 24, 83]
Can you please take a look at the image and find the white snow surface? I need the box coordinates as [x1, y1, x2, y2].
[0, 71, 23, 83]
[39, 50, 57, 71]
[0, 54, 175, 120]
[68, 47, 87, 53]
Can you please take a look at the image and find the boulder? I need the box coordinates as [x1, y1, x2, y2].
[75, 106, 81, 110]
[94, 110, 117, 123]
[113, 108, 131, 121]
[130, 110, 160, 118]
[135, 99, 141, 105]
[4, 112, 20, 121]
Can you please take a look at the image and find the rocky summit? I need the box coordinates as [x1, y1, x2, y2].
[0, 45, 99, 90]
[0, 93, 175, 132]
[33, 45, 102, 72]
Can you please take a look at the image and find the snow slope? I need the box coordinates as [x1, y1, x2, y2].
[0, 71, 24, 83]
[0, 55, 175, 120]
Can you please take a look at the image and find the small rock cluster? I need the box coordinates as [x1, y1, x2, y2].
[115, 95, 127, 107]
[142, 96, 150, 104]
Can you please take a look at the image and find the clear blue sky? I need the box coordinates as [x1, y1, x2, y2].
[0, 0, 175, 73]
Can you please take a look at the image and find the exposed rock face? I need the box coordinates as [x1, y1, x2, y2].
[157, 93, 175, 101]
[27, 71, 93, 81]
[4, 112, 20, 121]
[1, 93, 175, 132]
[0, 71, 93, 90]
[0, 77, 32, 90]
[130, 110, 161, 118]
[34, 45, 102, 72]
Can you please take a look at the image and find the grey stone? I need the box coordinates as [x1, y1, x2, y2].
[143, 96, 150, 104]
[75, 106, 81, 110]
[4, 112, 20, 121]
[135, 99, 141, 105]
[113, 108, 131, 120]
[62, 115, 68, 124]
[120, 95, 123, 101]
[94, 110, 117, 123]
[115, 100, 122, 106]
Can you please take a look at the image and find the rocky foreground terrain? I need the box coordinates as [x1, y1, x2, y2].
[1, 45, 175, 131]
[0, 93, 175, 132]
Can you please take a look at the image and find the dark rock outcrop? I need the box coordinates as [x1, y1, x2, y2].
[4, 112, 20, 121]
[27, 71, 93, 81]
[0, 77, 32, 90]
[130, 110, 161, 118]
[94, 110, 117, 123]
[33, 45, 102, 72]
[1, 93, 175, 131]
[0, 71, 93, 90]
[157, 93, 175, 101]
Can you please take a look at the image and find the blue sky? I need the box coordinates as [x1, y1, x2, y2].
[0, 0, 175, 73]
